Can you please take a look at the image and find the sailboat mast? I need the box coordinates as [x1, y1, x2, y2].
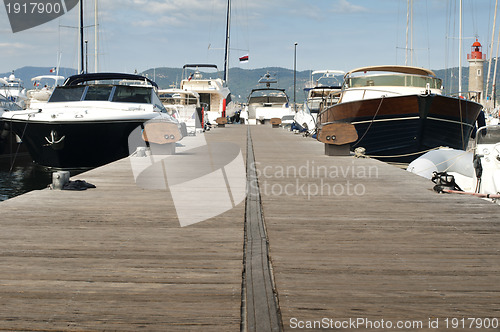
[410, 0, 413, 65]
[405, 0, 413, 66]
[95, 0, 98, 73]
[79, 0, 84, 73]
[486, 0, 498, 104]
[56, 52, 62, 85]
[491, 24, 500, 106]
[223, 0, 230, 83]
[405, 0, 409, 65]
[458, 0, 462, 96]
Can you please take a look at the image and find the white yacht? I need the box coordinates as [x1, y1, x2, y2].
[2, 72, 180, 169]
[27, 75, 65, 109]
[0, 71, 27, 109]
[294, 70, 344, 134]
[180, 64, 232, 125]
[240, 72, 294, 125]
[0, 94, 25, 157]
[158, 88, 205, 135]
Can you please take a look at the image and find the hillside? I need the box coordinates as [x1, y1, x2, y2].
[3, 65, 499, 104]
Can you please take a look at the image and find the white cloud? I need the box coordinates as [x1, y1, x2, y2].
[100, 0, 224, 25]
[331, 0, 368, 13]
[0, 42, 32, 52]
[0, 42, 26, 48]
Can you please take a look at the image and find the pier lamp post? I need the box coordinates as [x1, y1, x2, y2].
[294, 42, 298, 112]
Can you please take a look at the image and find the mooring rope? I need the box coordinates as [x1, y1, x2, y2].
[9, 113, 34, 174]
[352, 95, 385, 148]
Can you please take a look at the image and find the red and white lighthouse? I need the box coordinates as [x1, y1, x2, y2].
[467, 38, 486, 103]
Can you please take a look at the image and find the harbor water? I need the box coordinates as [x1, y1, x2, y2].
[0, 156, 52, 201]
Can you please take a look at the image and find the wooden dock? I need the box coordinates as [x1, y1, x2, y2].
[0, 124, 499, 331]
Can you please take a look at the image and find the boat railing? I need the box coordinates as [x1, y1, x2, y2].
[0, 96, 22, 111]
[447, 90, 482, 103]
[476, 125, 500, 145]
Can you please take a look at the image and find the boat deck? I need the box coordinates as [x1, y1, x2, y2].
[0, 125, 498, 331]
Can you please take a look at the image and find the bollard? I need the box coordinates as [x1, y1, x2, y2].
[52, 171, 70, 190]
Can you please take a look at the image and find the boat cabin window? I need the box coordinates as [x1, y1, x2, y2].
[477, 126, 500, 145]
[49, 86, 86, 102]
[159, 93, 198, 106]
[348, 74, 442, 89]
[248, 90, 288, 105]
[84, 85, 113, 101]
[310, 90, 333, 98]
[249, 95, 288, 104]
[112, 86, 152, 104]
[199, 93, 211, 110]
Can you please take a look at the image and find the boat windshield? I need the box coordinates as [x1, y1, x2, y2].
[477, 126, 500, 145]
[248, 90, 288, 104]
[49, 86, 87, 102]
[348, 74, 442, 89]
[49, 84, 154, 104]
[84, 85, 114, 101]
[112, 86, 152, 103]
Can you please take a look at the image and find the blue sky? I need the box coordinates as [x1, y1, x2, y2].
[0, 0, 497, 74]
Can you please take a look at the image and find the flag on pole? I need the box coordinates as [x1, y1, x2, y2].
[239, 54, 249, 63]
[49, 67, 56, 73]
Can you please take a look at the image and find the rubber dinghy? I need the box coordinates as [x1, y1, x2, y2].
[407, 125, 500, 203]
